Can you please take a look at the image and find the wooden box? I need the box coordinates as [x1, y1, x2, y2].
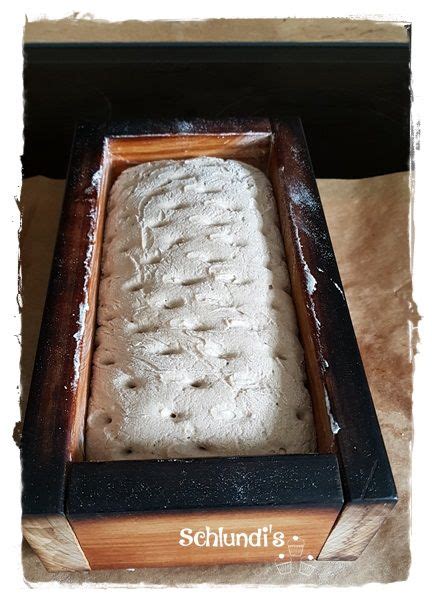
[21, 118, 397, 572]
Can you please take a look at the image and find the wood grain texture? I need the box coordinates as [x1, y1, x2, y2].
[108, 132, 272, 177]
[268, 119, 397, 559]
[22, 515, 89, 572]
[269, 123, 336, 453]
[20, 123, 108, 570]
[21, 122, 105, 507]
[69, 507, 339, 570]
[317, 502, 396, 560]
[22, 117, 396, 571]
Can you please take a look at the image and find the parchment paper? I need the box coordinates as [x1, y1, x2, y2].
[19, 171, 413, 586]
[24, 18, 408, 43]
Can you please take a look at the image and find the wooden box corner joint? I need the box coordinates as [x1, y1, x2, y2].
[21, 118, 397, 571]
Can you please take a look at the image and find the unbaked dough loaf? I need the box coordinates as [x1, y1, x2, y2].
[86, 157, 316, 460]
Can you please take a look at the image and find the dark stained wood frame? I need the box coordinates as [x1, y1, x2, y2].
[21, 118, 397, 571]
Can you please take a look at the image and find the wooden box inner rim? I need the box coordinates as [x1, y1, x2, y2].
[74, 131, 334, 464]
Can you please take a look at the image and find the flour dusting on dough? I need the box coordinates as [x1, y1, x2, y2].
[86, 157, 316, 460]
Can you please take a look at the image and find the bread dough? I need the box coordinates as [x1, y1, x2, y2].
[85, 157, 316, 460]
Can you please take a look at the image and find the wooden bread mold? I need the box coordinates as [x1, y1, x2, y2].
[21, 118, 397, 572]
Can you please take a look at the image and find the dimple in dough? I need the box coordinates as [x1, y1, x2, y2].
[85, 157, 316, 460]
